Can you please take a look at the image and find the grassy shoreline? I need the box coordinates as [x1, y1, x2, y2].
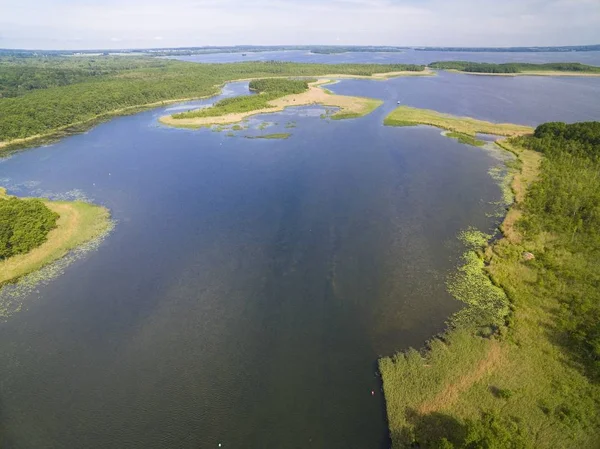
[384, 105, 533, 136]
[379, 115, 600, 447]
[0, 188, 112, 289]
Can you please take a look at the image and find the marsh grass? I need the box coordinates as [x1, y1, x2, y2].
[384, 106, 533, 136]
[330, 98, 383, 120]
[446, 131, 486, 147]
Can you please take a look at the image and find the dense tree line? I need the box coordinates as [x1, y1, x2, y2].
[0, 56, 168, 98]
[429, 61, 600, 73]
[0, 195, 58, 259]
[514, 121, 600, 381]
[0, 57, 425, 142]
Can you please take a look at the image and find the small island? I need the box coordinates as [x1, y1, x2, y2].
[0, 188, 112, 291]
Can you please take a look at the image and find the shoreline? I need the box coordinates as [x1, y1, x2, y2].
[0, 69, 431, 153]
[0, 188, 113, 290]
[159, 79, 384, 128]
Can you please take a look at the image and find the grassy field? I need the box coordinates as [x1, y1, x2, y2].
[384, 106, 533, 136]
[0, 189, 112, 288]
[379, 126, 600, 447]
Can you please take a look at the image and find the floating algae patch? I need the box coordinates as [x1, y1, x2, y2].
[0, 215, 115, 320]
[446, 228, 510, 332]
[245, 133, 291, 140]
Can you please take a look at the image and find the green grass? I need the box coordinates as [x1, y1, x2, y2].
[384, 106, 533, 136]
[446, 131, 486, 147]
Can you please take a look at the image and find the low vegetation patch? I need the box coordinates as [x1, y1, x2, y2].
[246, 133, 291, 139]
[446, 131, 485, 147]
[384, 106, 533, 136]
[380, 121, 600, 448]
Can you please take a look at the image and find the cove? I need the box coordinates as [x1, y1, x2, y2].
[0, 74, 599, 448]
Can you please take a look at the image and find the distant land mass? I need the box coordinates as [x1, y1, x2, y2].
[416, 44, 600, 52]
[1, 44, 599, 57]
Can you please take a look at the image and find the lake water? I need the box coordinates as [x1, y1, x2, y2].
[172, 48, 600, 66]
[1, 70, 599, 448]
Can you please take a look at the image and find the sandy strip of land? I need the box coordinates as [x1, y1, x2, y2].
[159, 79, 383, 128]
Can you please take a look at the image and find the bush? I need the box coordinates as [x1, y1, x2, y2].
[0, 196, 58, 259]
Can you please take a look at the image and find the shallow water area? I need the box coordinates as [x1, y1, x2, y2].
[1, 69, 600, 448]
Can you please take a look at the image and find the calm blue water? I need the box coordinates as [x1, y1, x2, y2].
[1, 70, 600, 448]
[172, 49, 600, 65]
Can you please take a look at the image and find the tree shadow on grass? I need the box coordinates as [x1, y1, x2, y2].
[391, 409, 467, 448]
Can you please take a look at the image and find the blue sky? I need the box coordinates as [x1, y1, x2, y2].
[1, 0, 599, 50]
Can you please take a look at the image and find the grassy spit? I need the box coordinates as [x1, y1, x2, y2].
[0, 188, 112, 287]
[384, 106, 533, 136]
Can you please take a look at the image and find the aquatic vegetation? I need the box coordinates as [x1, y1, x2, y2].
[245, 133, 291, 140]
[384, 106, 533, 136]
[446, 131, 485, 147]
[0, 213, 114, 319]
[285, 121, 297, 128]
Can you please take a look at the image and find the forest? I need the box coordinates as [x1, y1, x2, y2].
[429, 61, 600, 73]
[514, 122, 600, 380]
[0, 57, 424, 144]
[0, 191, 58, 260]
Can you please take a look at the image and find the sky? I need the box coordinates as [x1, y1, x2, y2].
[1, 0, 599, 50]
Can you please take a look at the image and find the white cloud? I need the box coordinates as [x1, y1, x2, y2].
[0, 0, 598, 49]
